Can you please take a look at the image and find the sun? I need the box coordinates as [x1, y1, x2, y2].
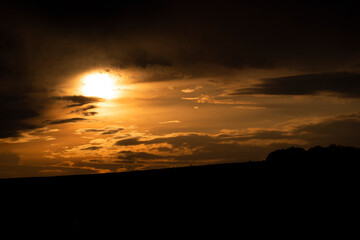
[81, 73, 118, 99]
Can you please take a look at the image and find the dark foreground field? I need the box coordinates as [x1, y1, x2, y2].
[1, 145, 359, 236]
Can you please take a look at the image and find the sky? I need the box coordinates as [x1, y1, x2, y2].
[1, 0, 360, 178]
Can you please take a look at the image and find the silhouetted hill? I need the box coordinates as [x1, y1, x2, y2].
[1, 145, 359, 236]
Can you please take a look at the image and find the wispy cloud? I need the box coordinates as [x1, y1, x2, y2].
[231, 72, 360, 98]
[0, 127, 59, 143]
[76, 126, 124, 135]
[159, 120, 181, 124]
[181, 86, 203, 93]
[53, 95, 103, 107]
[182, 94, 263, 108]
[49, 118, 87, 125]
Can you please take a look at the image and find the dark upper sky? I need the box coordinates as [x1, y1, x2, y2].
[1, 0, 360, 178]
[3, 0, 360, 70]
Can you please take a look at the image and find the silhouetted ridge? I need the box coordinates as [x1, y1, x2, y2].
[2, 144, 360, 235]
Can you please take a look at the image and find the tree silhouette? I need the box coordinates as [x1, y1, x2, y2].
[266, 144, 360, 169]
[266, 147, 307, 164]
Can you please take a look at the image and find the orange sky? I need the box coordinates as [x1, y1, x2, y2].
[1, 1, 360, 178]
[1, 67, 360, 178]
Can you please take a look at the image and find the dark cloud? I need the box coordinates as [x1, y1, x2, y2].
[82, 129, 104, 133]
[115, 132, 292, 148]
[70, 105, 97, 114]
[0, 152, 20, 165]
[79, 127, 124, 135]
[115, 138, 142, 146]
[82, 146, 102, 151]
[230, 130, 293, 142]
[2, 0, 360, 84]
[87, 159, 105, 163]
[115, 134, 213, 148]
[81, 105, 97, 111]
[49, 118, 86, 125]
[53, 96, 103, 107]
[232, 72, 360, 97]
[157, 147, 173, 152]
[117, 151, 167, 161]
[147, 134, 215, 148]
[0, 97, 40, 138]
[124, 49, 173, 68]
[0, 33, 44, 138]
[82, 112, 98, 116]
[102, 128, 124, 135]
[293, 113, 360, 146]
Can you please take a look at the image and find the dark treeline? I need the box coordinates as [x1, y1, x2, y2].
[1, 144, 359, 236]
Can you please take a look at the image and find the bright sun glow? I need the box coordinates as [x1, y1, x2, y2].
[81, 73, 118, 99]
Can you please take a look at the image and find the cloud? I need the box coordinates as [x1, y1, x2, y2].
[0, 96, 43, 138]
[159, 120, 181, 124]
[231, 72, 360, 98]
[76, 126, 124, 135]
[70, 105, 97, 115]
[182, 95, 214, 104]
[0, 32, 46, 139]
[4, 0, 359, 88]
[112, 113, 360, 164]
[123, 49, 173, 68]
[181, 86, 203, 93]
[118, 151, 167, 161]
[53, 96, 103, 107]
[54, 161, 111, 174]
[112, 132, 279, 163]
[49, 118, 87, 125]
[0, 152, 20, 165]
[182, 94, 263, 108]
[46, 111, 360, 174]
[292, 112, 360, 146]
[80, 105, 97, 111]
[82, 146, 102, 151]
[57, 160, 75, 167]
[82, 112, 98, 116]
[115, 137, 142, 146]
[181, 89, 196, 93]
[78, 129, 104, 133]
[115, 134, 214, 148]
[102, 128, 124, 135]
[0, 127, 59, 144]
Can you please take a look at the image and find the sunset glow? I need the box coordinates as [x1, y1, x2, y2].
[1, 1, 360, 179]
[2, 1, 360, 235]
